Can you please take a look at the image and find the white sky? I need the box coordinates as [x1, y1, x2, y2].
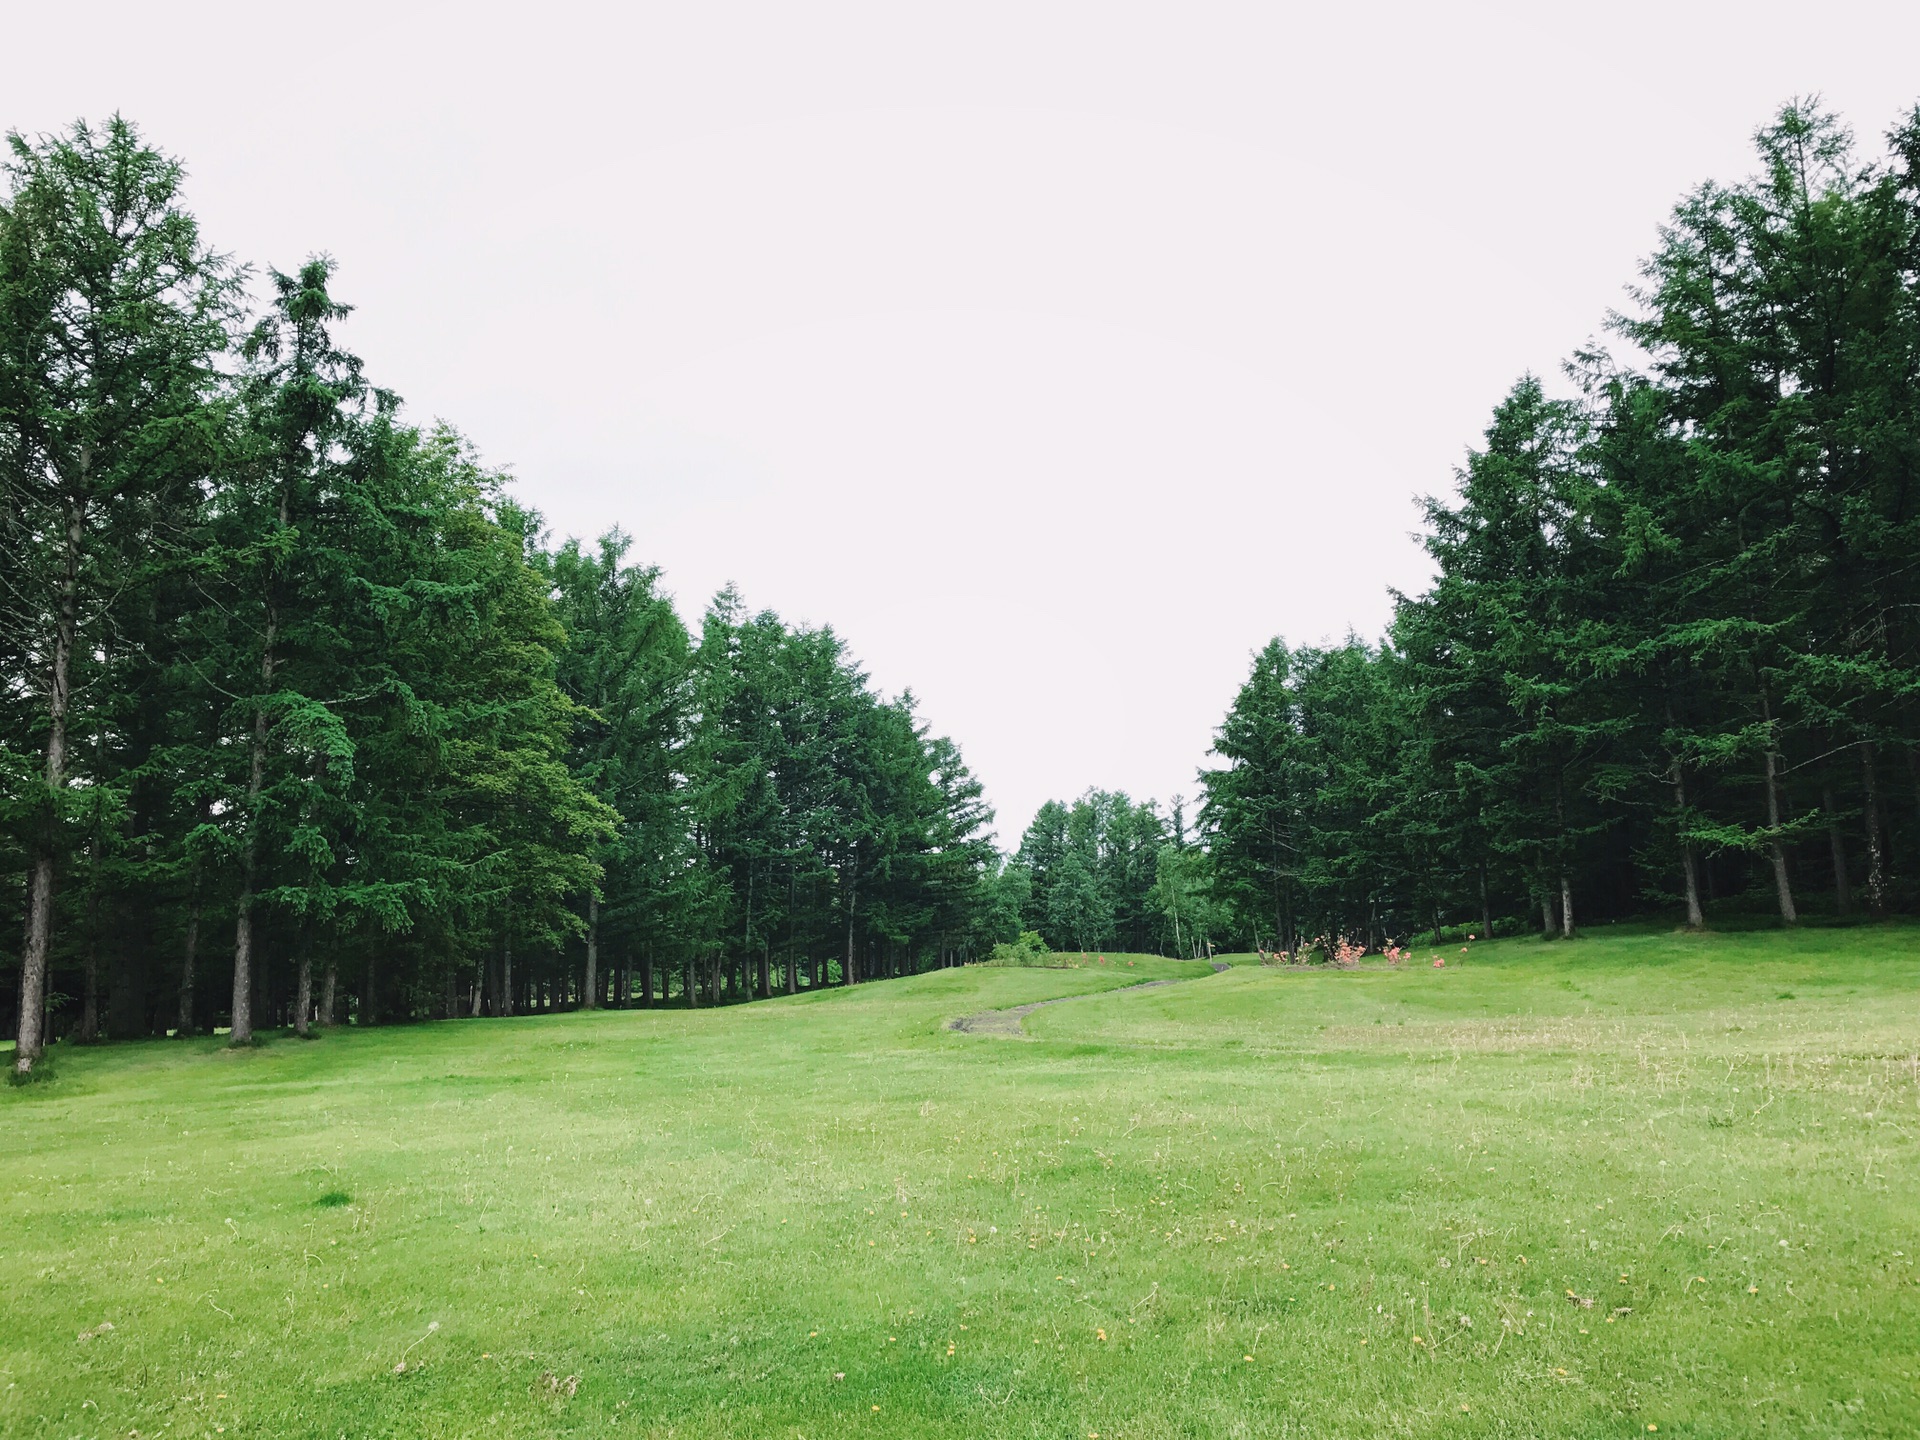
[15, 2, 1920, 842]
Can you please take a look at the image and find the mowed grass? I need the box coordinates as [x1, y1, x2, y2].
[4, 933, 1919, 1439]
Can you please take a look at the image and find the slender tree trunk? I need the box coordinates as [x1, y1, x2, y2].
[1673, 760, 1705, 929]
[229, 652, 275, 1047]
[583, 892, 599, 1010]
[1552, 778, 1575, 939]
[1540, 890, 1555, 940]
[1759, 690, 1797, 925]
[77, 814, 105, 1043]
[294, 926, 314, 1037]
[1821, 773, 1852, 917]
[14, 493, 86, 1075]
[362, 953, 377, 1027]
[641, 945, 653, 1009]
[321, 960, 338, 1025]
[1763, 744, 1797, 924]
[79, 911, 100, 1044]
[685, 952, 697, 1008]
[178, 883, 202, 1035]
[1861, 740, 1888, 917]
[500, 930, 514, 1016]
[843, 859, 857, 985]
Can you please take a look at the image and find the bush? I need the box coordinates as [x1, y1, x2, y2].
[986, 931, 1053, 967]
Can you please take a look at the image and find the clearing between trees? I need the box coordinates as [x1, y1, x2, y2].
[3, 925, 1917, 1439]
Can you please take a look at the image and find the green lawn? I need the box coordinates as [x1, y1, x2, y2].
[5, 930, 1918, 1438]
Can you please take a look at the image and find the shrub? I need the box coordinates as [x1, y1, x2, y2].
[987, 931, 1052, 967]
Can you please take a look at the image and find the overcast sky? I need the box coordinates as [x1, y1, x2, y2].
[15, 2, 1920, 841]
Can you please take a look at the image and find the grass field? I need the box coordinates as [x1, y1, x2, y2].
[4, 928, 1919, 1438]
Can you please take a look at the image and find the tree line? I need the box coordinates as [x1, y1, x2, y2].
[1000, 791, 1222, 960]
[1, 119, 1004, 1075]
[1202, 102, 1920, 950]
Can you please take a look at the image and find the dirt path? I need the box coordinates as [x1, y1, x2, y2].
[946, 961, 1230, 1037]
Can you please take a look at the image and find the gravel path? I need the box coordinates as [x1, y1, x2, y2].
[945, 961, 1230, 1037]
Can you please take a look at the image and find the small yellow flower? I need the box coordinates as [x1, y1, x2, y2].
[1096, 1329, 1107, 1341]
[1412, 1335, 1424, 1345]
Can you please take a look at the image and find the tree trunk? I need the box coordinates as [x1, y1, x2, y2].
[583, 892, 599, 1010]
[685, 952, 697, 1008]
[1478, 862, 1493, 940]
[1673, 755, 1705, 929]
[178, 886, 202, 1035]
[229, 661, 274, 1047]
[1861, 740, 1888, 917]
[321, 960, 338, 1025]
[1821, 774, 1852, 917]
[1763, 744, 1797, 925]
[843, 860, 857, 985]
[640, 946, 653, 1009]
[362, 953, 377, 1027]
[14, 494, 86, 1074]
[293, 927, 314, 1037]
[500, 929, 514, 1016]
[77, 843, 102, 1044]
[1759, 690, 1796, 925]
[1540, 890, 1555, 940]
[1559, 873, 1574, 939]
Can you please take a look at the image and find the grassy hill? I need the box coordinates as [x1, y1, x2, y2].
[4, 928, 1917, 1438]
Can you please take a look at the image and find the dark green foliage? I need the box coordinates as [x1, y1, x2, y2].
[1201, 100, 1920, 949]
[1011, 790, 1175, 953]
[2, 118, 1002, 1053]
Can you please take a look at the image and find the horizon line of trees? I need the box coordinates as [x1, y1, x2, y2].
[1200, 100, 1920, 950]
[2, 117, 1008, 1076]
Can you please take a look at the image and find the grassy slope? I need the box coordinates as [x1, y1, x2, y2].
[2, 933, 1916, 1438]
